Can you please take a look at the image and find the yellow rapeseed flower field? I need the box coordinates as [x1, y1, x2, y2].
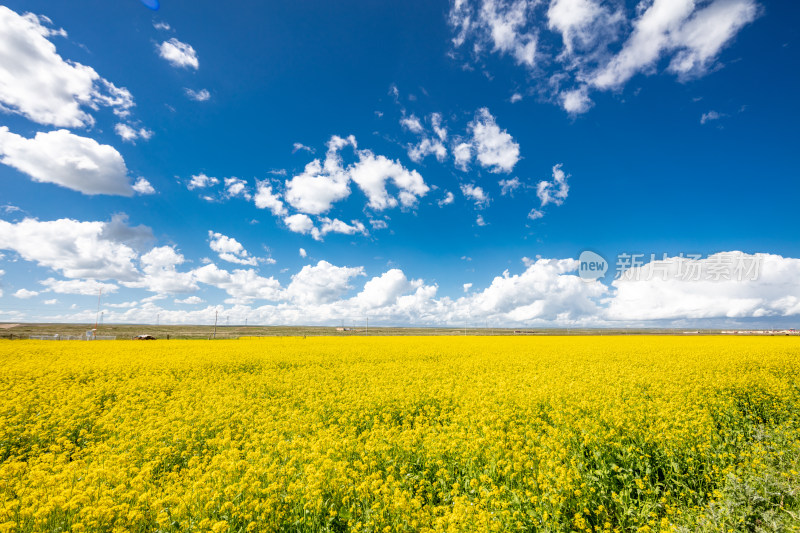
[1, 336, 799, 532]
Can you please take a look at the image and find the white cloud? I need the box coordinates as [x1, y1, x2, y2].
[408, 138, 448, 163]
[400, 114, 424, 134]
[299, 248, 307, 258]
[0, 217, 142, 280]
[14, 288, 39, 299]
[476, 214, 487, 226]
[0, 127, 134, 196]
[0, 6, 134, 128]
[224, 177, 251, 200]
[450, 0, 539, 67]
[175, 295, 204, 305]
[254, 181, 287, 216]
[187, 173, 219, 190]
[157, 38, 199, 69]
[461, 183, 490, 207]
[667, 0, 760, 78]
[701, 110, 724, 124]
[468, 108, 520, 173]
[40, 277, 118, 295]
[292, 142, 314, 154]
[185, 88, 210, 101]
[124, 246, 197, 294]
[560, 87, 593, 114]
[438, 191, 455, 207]
[370, 219, 388, 230]
[285, 136, 354, 214]
[449, 0, 759, 115]
[132, 177, 155, 195]
[283, 214, 315, 235]
[208, 231, 258, 266]
[356, 269, 420, 309]
[285, 135, 428, 215]
[153, 21, 171, 31]
[510, 92, 523, 103]
[431, 113, 448, 141]
[194, 263, 281, 304]
[547, 0, 623, 56]
[115, 123, 153, 143]
[14, 251, 800, 328]
[43, 299, 57, 305]
[453, 142, 473, 171]
[499, 177, 521, 196]
[349, 151, 429, 211]
[527, 208, 544, 220]
[284, 260, 364, 305]
[606, 252, 800, 321]
[536, 164, 569, 207]
[318, 218, 368, 239]
[593, 0, 759, 89]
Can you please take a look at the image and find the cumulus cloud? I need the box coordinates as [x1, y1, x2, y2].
[13, 288, 39, 299]
[349, 151, 429, 211]
[285, 136, 354, 215]
[39, 277, 118, 295]
[158, 38, 199, 69]
[453, 142, 473, 171]
[184, 88, 210, 101]
[208, 231, 258, 266]
[254, 181, 287, 216]
[408, 138, 448, 163]
[450, 0, 538, 67]
[0, 127, 134, 196]
[461, 183, 490, 207]
[12, 248, 800, 328]
[224, 177, 251, 200]
[606, 252, 800, 321]
[356, 269, 421, 309]
[284, 260, 365, 305]
[175, 296, 204, 305]
[292, 142, 314, 154]
[499, 177, 521, 196]
[0, 6, 134, 127]
[438, 191, 455, 207]
[194, 264, 281, 304]
[467, 108, 520, 173]
[317, 218, 368, 240]
[527, 208, 544, 220]
[187, 173, 219, 190]
[536, 164, 569, 207]
[400, 114, 424, 134]
[560, 87, 593, 115]
[132, 178, 155, 195]
[0, 217, 142, 281]
[114, 123, 153, 143]
[701, 110, 725, 124]
[299, 248, 307, 258]
[448, 0, 760, 115]
[285, 135, 428, 215]
[124, 246, 197, 294]
[283, 213, 316, 235]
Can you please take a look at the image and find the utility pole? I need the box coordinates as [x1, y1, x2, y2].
[213, 310, 218, 339]
[94, 288, 103, 333]
[156, 313, 160, 326]
[366, 317, 369, 336]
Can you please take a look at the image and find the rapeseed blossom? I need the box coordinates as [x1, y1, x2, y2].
[0, 336, 798, 532]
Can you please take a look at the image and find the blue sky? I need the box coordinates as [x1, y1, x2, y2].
[0, 0, 798, 327]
